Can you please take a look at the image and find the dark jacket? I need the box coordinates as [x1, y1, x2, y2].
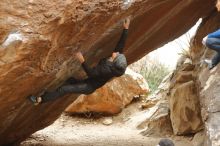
[82, 59, 115, 88]
[81, 29, 128, 89]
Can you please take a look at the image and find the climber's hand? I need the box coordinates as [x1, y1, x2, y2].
[123, 18, 130, 29]
[76, 51, 85, 63]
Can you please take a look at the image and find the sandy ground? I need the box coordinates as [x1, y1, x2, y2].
[21, 102, 194, 146]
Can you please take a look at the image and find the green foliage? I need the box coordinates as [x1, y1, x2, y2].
[140, 61, 170, 93]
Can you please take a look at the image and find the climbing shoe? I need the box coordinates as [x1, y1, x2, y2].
[29, 95, 42, 105]
[204, 59, 215, 70]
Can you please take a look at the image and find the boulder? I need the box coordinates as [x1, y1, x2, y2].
[199, 67, 220, 146]
[192, 11, 220, 146]
[140, 100, 173, 137]
[168, 61, 203, 135]
[65, 68, 149, 114]
[169, 80, 203, 135]
[192, 131, 205, 146]
[135, 73, 174, 137]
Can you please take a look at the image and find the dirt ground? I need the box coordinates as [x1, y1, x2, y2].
[21, 102, 194, 146]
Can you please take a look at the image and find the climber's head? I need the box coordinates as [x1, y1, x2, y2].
[157, 139, 174, 146]
[112, 53, 127, 77]
[216, 0, 220, 11]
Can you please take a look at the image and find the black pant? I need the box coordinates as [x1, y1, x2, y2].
[41, 78, 96, 102]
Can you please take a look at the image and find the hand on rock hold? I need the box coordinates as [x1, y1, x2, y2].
[75, 51, 85, 63]
[123, 18, 130, 29]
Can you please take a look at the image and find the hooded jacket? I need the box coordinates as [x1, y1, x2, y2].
[81, 29, 128, 89]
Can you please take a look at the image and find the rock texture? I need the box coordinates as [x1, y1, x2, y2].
[134, 61, 204, 137]
[0, 0, 216, 145]
[138, 60, 204, 136]
[65, 68, 149, 114]
[164, 11, 220, 146]
[168, 62, 203, 135]
[136, 74, 174, 137]
[140, 100, 173, 137]
[192, 12, 220, 146]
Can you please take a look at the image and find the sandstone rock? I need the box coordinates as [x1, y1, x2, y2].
[138, 61, 204, 137]
[102, 117, 113, 126]
[175, 71, 193, 83]
[192, 131, 205, 146]
[170, 63, 195, 86]
[167, 59, 204, 135]
[0, 0, 215, 145]
[158, 11, 220, 145]
[199, 67, 220, 146]
[132, 74, 173, 137]
[169, 80, 203, 135]
[141, 73, 172, 109]
[140, 100, 173, 137]
[192, 12, 220, 146]
[65, 68, 149, 114]
[141, 100, 157, 109]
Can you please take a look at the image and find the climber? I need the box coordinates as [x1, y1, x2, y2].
[157, 139, 175, 146]
[202, 0, 220, 70]
[29, 18, 130, 105]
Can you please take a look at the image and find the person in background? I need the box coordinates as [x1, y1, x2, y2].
[157, 139, 175, 146]
[202, 0, 220, 70]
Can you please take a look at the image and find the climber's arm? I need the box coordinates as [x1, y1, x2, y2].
[113, 18, 130, 54]
[76, 52, 100, 78]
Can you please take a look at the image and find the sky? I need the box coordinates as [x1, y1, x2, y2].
[147, 19, 202, 69]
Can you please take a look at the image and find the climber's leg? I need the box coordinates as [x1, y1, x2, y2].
[202, 36, 220, 69]
[29, 81, 96, 104]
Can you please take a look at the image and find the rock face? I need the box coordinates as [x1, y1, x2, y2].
[165, 11, 220, 145]
[138, 60, 204, 136]
[136, 74, 174, 137]
[192, 12, 220, 146]
[0, 0, 216, 145]
[140, 99, 173, 137]
[65, 68, 149, 114]
[168, 62, 204, 135]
